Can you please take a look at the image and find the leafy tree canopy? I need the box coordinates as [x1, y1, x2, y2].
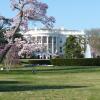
[64, 35, 85, 58]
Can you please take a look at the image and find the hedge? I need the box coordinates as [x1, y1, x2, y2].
[13, 58, 100, 66]
[51, 58, 100, 66]
[26, 59, 51, 65]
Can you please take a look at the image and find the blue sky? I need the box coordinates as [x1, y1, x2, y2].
[0, 0, 100, 30]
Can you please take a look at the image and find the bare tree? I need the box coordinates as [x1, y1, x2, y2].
[85, 29, 100, 57]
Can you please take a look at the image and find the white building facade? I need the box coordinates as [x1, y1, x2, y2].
[23, 28, 86, 59]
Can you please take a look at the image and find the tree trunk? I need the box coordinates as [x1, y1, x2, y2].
[0, 11, 23, 63]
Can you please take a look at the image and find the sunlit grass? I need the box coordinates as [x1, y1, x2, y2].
[0, 66, 100, 100]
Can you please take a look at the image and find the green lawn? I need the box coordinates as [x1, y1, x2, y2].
[0, 66, 100, 100]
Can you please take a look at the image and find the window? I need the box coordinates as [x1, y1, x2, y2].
[48, 37, 52, 43]
[60, 38, 62, 43]
[37, 36, 41, 43]
[54, 37, 56, 43]
[42, 36, 47, 43]
[32, 37, 36, 41]
[60, 47, 62, 53]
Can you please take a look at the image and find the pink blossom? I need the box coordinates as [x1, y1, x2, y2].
[0, 0, 55, 64]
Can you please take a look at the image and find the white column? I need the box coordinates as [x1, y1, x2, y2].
[52, 37, 54, 54]
[35, 36, 37, 42]
[56, 37, 57, 53]
[47, 36, 49, 52]
[41, 36, 43, 59]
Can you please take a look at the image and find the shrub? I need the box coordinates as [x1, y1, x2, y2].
[51, 58, 100, 66]
[26, 59, 51, 65]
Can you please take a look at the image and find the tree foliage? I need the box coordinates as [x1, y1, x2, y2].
[64, 35, 85, 58]
[0, 0, 55, 69]
[0, 29, 8, 44]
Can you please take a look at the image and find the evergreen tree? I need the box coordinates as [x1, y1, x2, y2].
[64, 35, 85, 58]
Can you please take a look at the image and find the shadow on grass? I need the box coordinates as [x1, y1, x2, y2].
[0, 80, 88, 92]
[0, 80, 24, 84]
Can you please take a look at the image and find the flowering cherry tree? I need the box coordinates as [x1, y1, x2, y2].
[0, 0, 55, 69]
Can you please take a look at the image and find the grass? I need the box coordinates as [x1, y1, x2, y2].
[0, 66, 100, 100]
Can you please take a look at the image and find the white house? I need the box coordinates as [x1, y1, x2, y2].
[22, 28, 89, 59]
